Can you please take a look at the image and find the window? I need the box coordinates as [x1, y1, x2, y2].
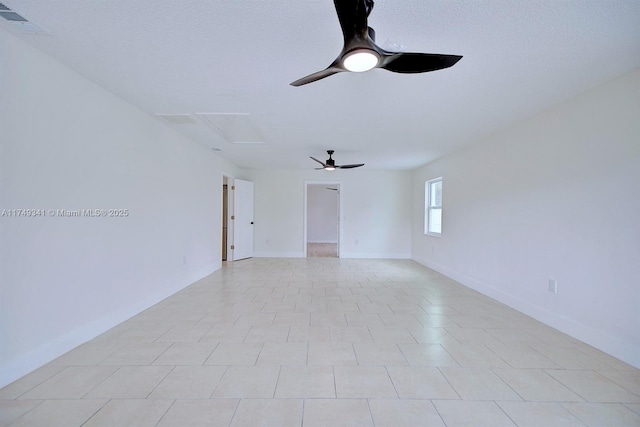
[425, 177, 442, 235]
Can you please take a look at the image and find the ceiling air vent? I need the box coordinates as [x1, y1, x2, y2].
[0, 3, 27, 22]
[0, 11, 26, 22]
[0, 3, 47, 33]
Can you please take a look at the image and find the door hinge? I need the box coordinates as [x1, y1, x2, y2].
[230, 245, 235, 250]
[231, 185, 235, 190]
[231, 215, 235, 220]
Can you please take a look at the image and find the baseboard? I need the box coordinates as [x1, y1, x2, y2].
[0, 264, 218, 389]
[340, 252, 411, 259]
[412, 256, 640, 369]
[253, 251, 411, 260]
[253, 251, 305, 258]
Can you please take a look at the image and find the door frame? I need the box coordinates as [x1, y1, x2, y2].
[222, 174, 234, 262]
[304, 180, 342, 258]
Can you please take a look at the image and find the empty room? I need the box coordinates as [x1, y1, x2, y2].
[1, 1, 639, 426]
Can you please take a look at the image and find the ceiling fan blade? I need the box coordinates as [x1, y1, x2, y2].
[310, 156, 327, 167]
[291, 65, 343, 87]
[380, 52, 462, 74]
[336, 163, 365, 169]
[334, 0, 372, 43]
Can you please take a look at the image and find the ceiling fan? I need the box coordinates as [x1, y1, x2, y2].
[311, 150, 364, 170]
[290, 0, 462, 87]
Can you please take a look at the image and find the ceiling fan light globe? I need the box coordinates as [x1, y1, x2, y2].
[342, 49, 379, 72]
[325, 166, 336, 171]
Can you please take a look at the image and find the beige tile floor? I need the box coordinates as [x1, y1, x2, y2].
[1, 258, 639, 426]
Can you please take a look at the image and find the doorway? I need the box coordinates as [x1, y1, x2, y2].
[305, 182, 341, 258]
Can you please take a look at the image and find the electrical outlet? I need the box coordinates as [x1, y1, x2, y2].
[548, 279, 557, 293]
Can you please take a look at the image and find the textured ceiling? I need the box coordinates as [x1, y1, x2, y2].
[3, 0, 640, 170]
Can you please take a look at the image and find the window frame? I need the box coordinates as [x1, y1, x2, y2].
[424, 177, 443, 236]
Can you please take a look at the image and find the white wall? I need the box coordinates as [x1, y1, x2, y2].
[411, 69, 640, 368]
[0, 27, 240, 387]
[307, 185, 338, 243]
[245, 169, 412, 259]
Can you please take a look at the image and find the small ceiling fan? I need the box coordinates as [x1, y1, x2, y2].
[291, 0, 462, 86]
[311, 150, 364, 170]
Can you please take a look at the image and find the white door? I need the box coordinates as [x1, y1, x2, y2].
[233, 179, 254, 260]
